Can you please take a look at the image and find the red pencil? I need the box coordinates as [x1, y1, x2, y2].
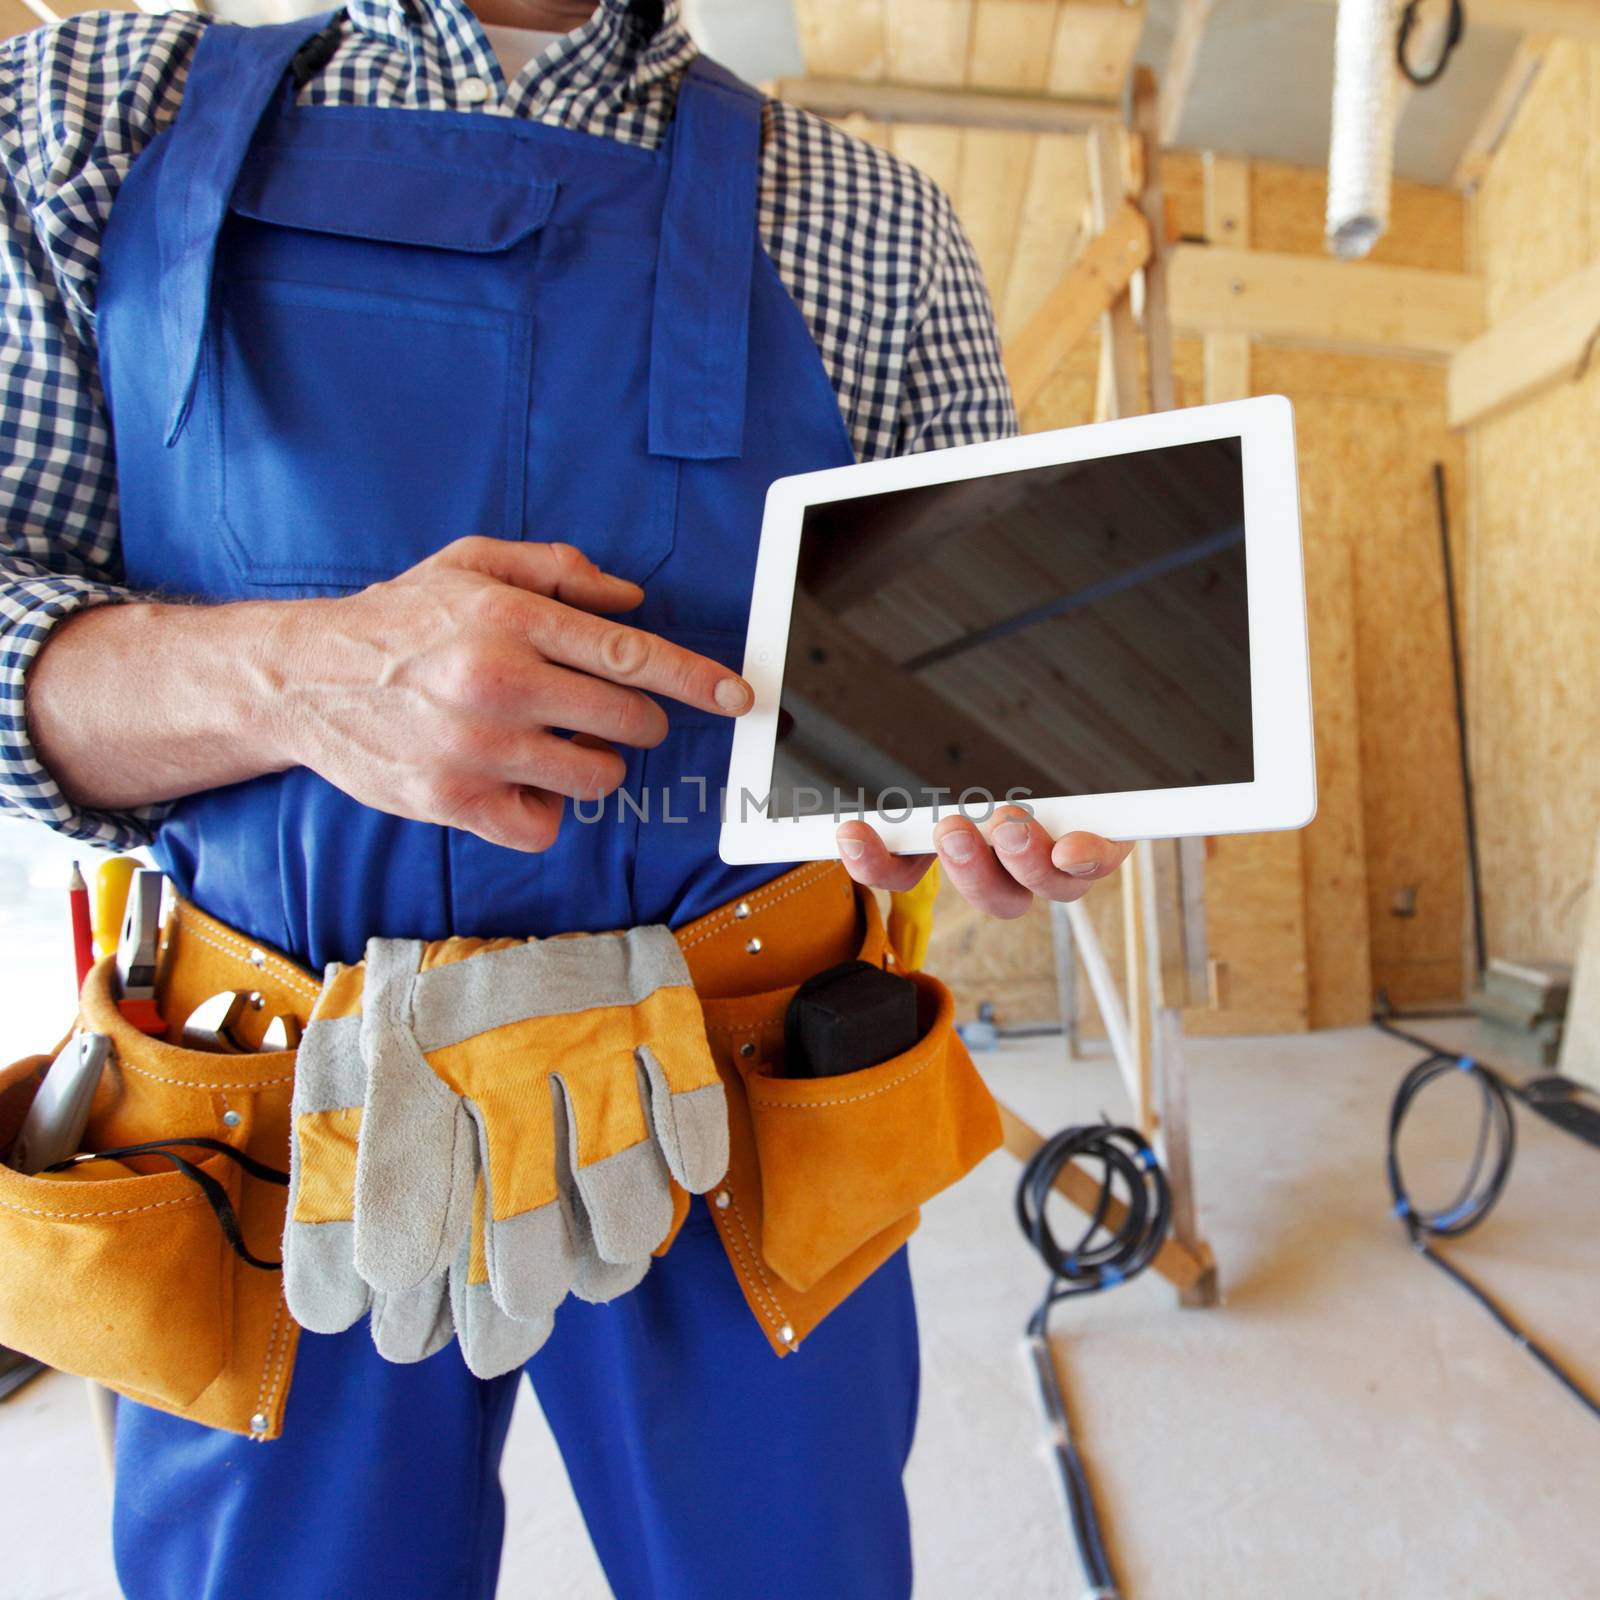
[69, 861, 94, 993]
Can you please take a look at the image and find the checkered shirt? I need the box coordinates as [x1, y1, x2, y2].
[0, 0, 1015, 846]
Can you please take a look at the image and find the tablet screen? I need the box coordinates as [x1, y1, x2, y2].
[768, 435, 1252, 820]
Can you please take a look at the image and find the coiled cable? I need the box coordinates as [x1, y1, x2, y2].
[1016, 1123, 1172, 1600]
[1380, 1020, 1600, 1421]
[1018, 1122, 1172, 1335]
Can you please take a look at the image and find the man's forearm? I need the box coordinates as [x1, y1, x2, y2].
[27, 599, 296, 810]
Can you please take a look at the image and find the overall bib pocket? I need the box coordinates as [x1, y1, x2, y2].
[736, 970, 1002, 1293]
[213, 279, 533, 590]
[208, 156, 559, 592]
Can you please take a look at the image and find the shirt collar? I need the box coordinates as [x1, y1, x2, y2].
[342, 0, 696, 120]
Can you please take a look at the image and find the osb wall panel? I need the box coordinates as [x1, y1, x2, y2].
[1257, 352, 1468, 1009]
[1469, 40, 1600, 964]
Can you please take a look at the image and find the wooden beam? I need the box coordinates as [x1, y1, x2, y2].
[1201, 154, 1251, 402]
[1003, 201, 1150, 414]
[1169, 244, 1484, 359]
[770, 76, 1122, 135]
[1089, 124, 1141, 419]
[997, 1102, 1214, 1293]
[1306, 0, 1600, 38]
[1448, 255, 1600, 427]
[1132, 66, 1176, 412]
[1452, 34, 1551, 189]
[1122, 847, 1155, 1136]
[1159, 0, 1214, 147]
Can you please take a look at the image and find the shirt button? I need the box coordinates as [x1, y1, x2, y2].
[460, 76, 491, 105]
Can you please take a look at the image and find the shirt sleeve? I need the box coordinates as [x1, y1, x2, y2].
[0, 12, 204, 848]
[895, 189, 1019, 456]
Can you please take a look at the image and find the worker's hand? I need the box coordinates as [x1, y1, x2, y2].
[267, 537, 752, 852]
[835, 805, 1131, 919]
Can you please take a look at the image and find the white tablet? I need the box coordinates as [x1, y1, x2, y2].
[719, 395, 1315, 865]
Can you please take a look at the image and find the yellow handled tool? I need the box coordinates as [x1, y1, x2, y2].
[93, 857, 139, 960]
[887, 861, 940, 973]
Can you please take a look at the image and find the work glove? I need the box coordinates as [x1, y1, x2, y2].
[283, 928, 727, 1375]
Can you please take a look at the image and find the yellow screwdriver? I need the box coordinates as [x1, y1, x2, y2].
[92, 856, 139, 961]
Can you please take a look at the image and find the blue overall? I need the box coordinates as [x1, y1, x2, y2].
[94, 14, 919, 1596]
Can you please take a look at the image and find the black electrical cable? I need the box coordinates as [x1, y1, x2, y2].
[1397, 0, 1465, 88]
[1018, 1123, 1172, 1334]
[1378, 1019, 1600, 1421]
[1432, 462, 1488, 982]
[1015, 1124, 1172, 1600]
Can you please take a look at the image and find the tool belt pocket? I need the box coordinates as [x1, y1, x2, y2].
[0, 959, 294, 1417]
[741, 970, 1001, 1293]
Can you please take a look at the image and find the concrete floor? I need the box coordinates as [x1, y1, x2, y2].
[4, 1022, 1597, 1597]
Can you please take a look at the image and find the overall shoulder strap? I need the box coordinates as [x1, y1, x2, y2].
[158, 11, 340, 447]
[648, 56, 763, 462]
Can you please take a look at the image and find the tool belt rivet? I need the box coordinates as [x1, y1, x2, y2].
[222, 1110, 242, 1128]
[738, 1042, 755, 1058]
[745, 937, 763, 955]
[714, 1190, 731, 1210]
[247, 948, 266, 969]
[777, 1324, 795, 1346]
[734, 901, 751, 920]
[249, 1412, 268, 1435]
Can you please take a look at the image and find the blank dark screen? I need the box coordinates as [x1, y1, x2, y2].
[769, 437, 1253, 818]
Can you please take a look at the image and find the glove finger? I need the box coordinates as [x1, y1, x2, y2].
[558, 1063, 675, 1266]
[559, 1148, 651, 1306]
[450, 1212, 554, 1379]
[479, 1086, 580, 1323]
[370, 1274, 454, 1365]
[636, 1042, 729, 1194]
[354, 939, 476, 1292]
[571, 1246, 650, 1306]
[285, 1009, 370, 1334]
[284, 1214, 372, 1335]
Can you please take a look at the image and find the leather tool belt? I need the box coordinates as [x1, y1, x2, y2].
[0, 863, 1000, 1439]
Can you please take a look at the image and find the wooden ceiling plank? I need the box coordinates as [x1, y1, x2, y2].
[771, 76, 1121, 133]
[882, 0, 972, 85]
[968, 0, 1061, 92]
[1005, 200, 1151, 412]
[1047, 0, 1147, 102]
[1169, 245, 1485, 358]
[1447, 254, 1600, 426]
[792, 0, 887, 81]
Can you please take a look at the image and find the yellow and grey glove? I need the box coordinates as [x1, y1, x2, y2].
[283, 927, 727, 1371]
